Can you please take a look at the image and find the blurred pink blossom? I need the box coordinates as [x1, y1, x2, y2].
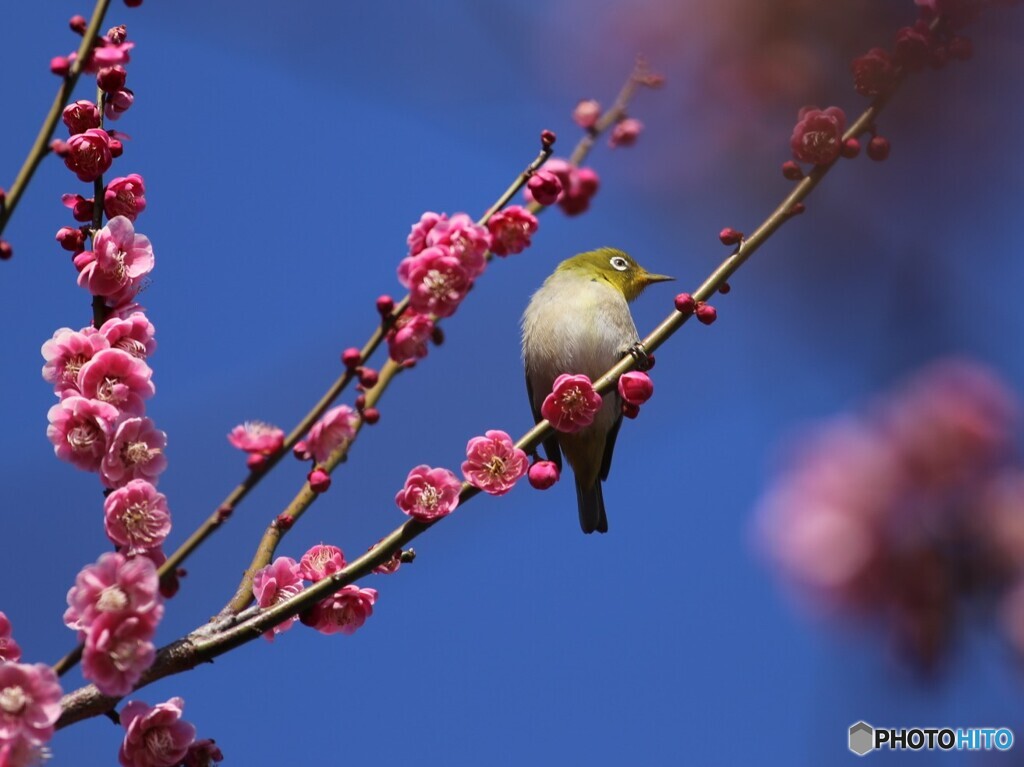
[226, 421, 284, 456]
[0, 613, 21, 663]
[300, 405, 358, 463]
[0, 663, 62, 746]
[64, 552, 163, 634]
[487, 205, 538, 256]
[118, 697, 196, 767]
[386, 310, 434, 364]
[82, 613, 156, 696]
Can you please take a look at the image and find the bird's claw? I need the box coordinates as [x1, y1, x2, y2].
[627, 341, 652, 371]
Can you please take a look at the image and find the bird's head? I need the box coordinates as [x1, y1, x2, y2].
[557, 248, 674, 302]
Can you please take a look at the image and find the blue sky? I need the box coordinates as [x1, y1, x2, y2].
[1, 2, 1023, 765]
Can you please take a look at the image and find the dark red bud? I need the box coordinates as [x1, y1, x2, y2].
[275, 513, 295, 530]
[97, 66, 127, 93]
[674, 293, 696, 314]
[108, 137, 123, 157]
[431, 326, 445, 345]
[695, 302, 718, 325]
[307, 468, 331, 493]
[69, 15, 88, 33]
[354, 394, 367, 410]
[646, 354, 656, 370]
[719, 227, 743, 246]
[790, 202, 806, 216]
[56, 226, 86, 252]
[124, 0, 144, 6]
[362, 407, 380, 424]
[719, 282, 731, 295]
[376, 294, 395, 317]
[50, 139, 69, 157]
[246, 454, 268, 472]
[50, 57, 71, 76]
[357, 367, 379, 388]
[867, 136, 891, 161]
[0, 241, 12, 261]
[781, 161, 804, 181]
[540, 129, 556, 147]
[341, 347, 361, 369]
[621, 402, 640, 419]
[841, 138, 861, 159]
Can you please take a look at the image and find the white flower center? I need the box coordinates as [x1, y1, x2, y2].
[484, 456, 506, 477]
[63, 354, 87, 385]
[0, 685, 28, 715]
[122, 439, 156, 467]
[68, 423, 101, 452]
[559, 386, 586, 415]
[419, 485, 440, 510]
[97, 584, 129, 612]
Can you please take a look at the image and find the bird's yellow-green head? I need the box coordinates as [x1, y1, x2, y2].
[554, 248, 673, 302]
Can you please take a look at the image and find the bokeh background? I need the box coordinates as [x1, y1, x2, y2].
[1, 1, 1023, 764]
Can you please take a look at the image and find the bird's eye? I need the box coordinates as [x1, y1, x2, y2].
[610, 256, 629, 272]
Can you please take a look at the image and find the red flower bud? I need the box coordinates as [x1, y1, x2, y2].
[341, 347, 361, 369]
[56, 226, 86, 252]
[719, 227, 743, 246]
[0, 241, 12, 261]
[674, 293, 696, 315]
[357, 367, 379, 388]
[376, 294, 395, 317]
[621, 402, 641, 419]
[540, 129, 557, 147]
[362, 407, 380, 424]
[696, 302, 718, 325]
[69, 15, 88, 33]
[618, 371, 654, 406]
[867, 136, 891, 162]
[781, 161, 804, 181]
[841, 138, 861, 159]
[527, 170, 563, 206]
[308, 468, 331, 493]
[97, 65, 127, 93]
[527, 460, 559, 490]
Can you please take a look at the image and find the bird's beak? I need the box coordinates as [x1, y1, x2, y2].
[641, 272, 674, 286]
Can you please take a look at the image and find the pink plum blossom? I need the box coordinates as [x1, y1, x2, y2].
[252, 557, 303, 640]
[461, 430, 529, 496]
[486, 205, 538, 256]
[82, 613, 156, 696]
[299, 544, 347, 582]
[541, 374, 603, 433]
[0, 663, 62, 746]
[75, 216, 154, 301]
[395, 465, 462, 522]
[104, 174, 147, 221]
[618, 371, 654, 406]
[425, 213, 491, 279]
[523, 159, 599, 216]
[118, 697, 196, 767]
[41, 326, 109, 395]
[46, 395, 119, 472]
[386, 311, 434, 364]
[64, 552, 163, 634]
[0, 613, 21, 663]
[790, 106, 847, 166]
[63, 128, 112, 182]
[300, 405, 357, 463]
[104, 480, 171, 553]
[300, 586, 377, 635]
[406, 211, 446, 256]
[86, 40, 134, 72]
[407, 248, 471, 318]
[62, 99, 101, 135]
[99, 312, 157, 359]
[226, 421, 284, 456]
[102, 417, 168, 488]
[78, 348, 154, 416]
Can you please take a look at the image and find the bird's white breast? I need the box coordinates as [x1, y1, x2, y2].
[521, 271, 639, 404]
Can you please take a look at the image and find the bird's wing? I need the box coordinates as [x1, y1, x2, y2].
[599, 411, 623, 481]
[525, 373, 562, 471]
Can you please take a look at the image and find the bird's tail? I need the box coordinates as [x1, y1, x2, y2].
[575, 478, 608, 534]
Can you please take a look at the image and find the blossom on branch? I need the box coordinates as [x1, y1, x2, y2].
[541, 374, 603, 433]
[395, 465, 462, 521]
[118, 697, 196, 767]
[461, 430, 528, 496]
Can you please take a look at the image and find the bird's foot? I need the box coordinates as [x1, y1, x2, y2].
[627, 341, 652, 371]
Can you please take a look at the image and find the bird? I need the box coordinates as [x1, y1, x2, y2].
[521, 247, 673, 534]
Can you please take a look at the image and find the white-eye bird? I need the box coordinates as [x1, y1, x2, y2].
[521, 248, 673, 534]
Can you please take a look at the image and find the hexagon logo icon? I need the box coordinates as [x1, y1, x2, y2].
[849, 721, 874, 756]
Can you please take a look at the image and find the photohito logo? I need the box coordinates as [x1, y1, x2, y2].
[848, 722, 1014, 756]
